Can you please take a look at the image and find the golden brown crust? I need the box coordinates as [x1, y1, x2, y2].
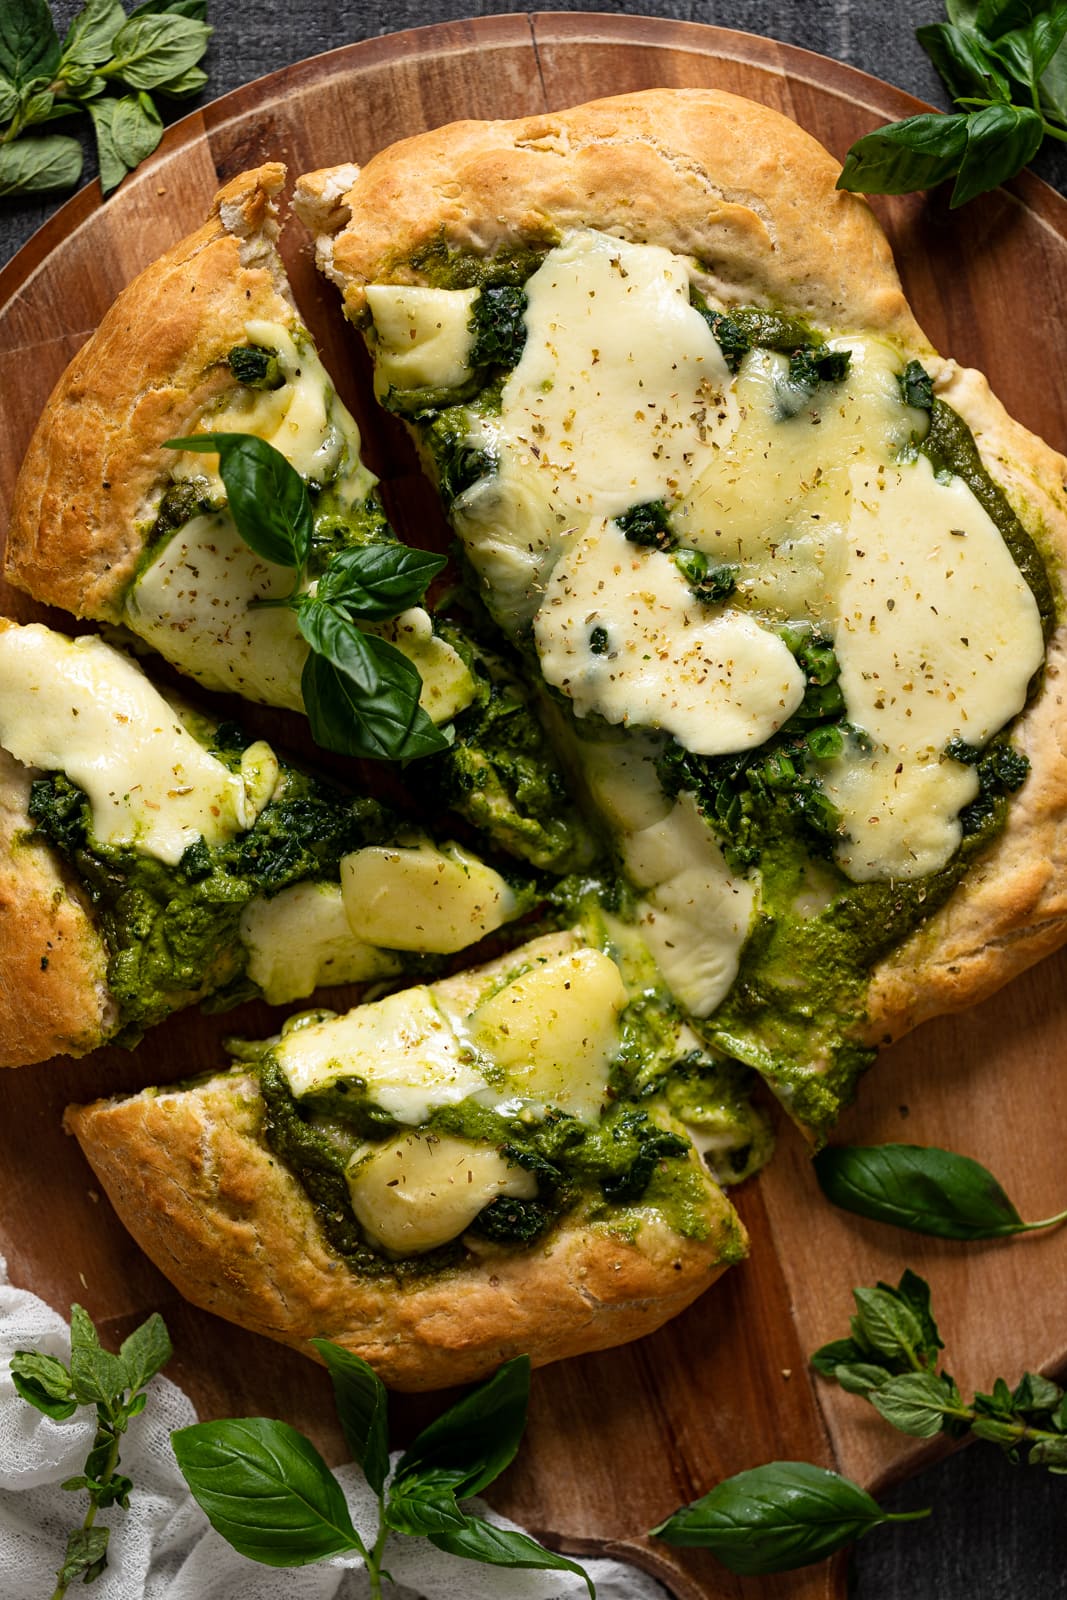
[6, 163, 293, 621]
[296, 89, 1067, 1061]
[65, 1066, 739, 1391]
[294, 89, 923, 343]
[0, 742, 114, 1067]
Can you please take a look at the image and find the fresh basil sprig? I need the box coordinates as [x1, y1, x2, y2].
[814, 1142, 1067, 1239]
[813, 1269, 1067, 1468]
[10, 1304, 173, 1597]
[164, 432, 449, 762]
[0, 0, 211, 197]
[651, 1460, 929, 1575]
[173, 1346, 595, 1599]
[838, 0, 1067, 204]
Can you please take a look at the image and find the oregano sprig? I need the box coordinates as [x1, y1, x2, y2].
[163, 432, 449, 762]
[838, 0, 1067, 203]
[10, 1304, 173, 1598]
[813, 1269, 1067, 1469]
[814, 1142, 1067, 1239]
[0, 0, 211, 197]
[172, 1347, 595, 1598]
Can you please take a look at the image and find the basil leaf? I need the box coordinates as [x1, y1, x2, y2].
[89, 92, 162, 193]
[812, 1142, 1052, 1238]
[832, 1362, 892, 1396]
[309, 1339, 389, 1498]
[867, 1372, 957, 1438]
[58, 1525, 109, 1586]
[69, 1304, 125, 1406]
[978, 0, 1048, 38]
[166, 433, 311, 570]
[809, 1336, 869, 1378]
[0, 133, 82, 193]
[1028, 1436, 1067, 1470]
[119, 1312, 172, 1393]
[946, 0, 982, 25]
[1012, 1371, 1063, 1413]
[62, 0, 126, 66]
[128, 0, 207, 17]
[171, 1418, 362, 1567]
[430, 1517, 596, 1596]
[385, 1481, 467, 1537]
[395, 1354, 530, 1500]
[107, 13, 211, 91]
[10, 1351, 78, 1420]
[838, 113, 970, 196]
[0, 74, 18, 120]
[316, 544, 446, 620]
[299, 614, 447, 762]
[953, 102, 1036, 206]
[916, 20, 1012, 99]
[651, 1461, 929, 1575]
[1041, 35, 1067, 119]
[0, 0, 61, 88]
[892, 1269, 945, 1361]
[155, 61, 207, 96]
[851, 1286, 926, 1364]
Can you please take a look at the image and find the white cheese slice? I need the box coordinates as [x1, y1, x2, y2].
[347, 1132, 536, 1256]
[466, 948, 628, 1122]
[340, 840, 518, 954]
[823, 453, 1044, 879]
[273, 985, 487, 1120]
[0, 625, 265, 865]
[623, 795, 757, 1018]
[578, 736, 673, 833]
[239, 882, 402, 1005]
[366, 284, 479, 391]
[533, 516, 805, 752]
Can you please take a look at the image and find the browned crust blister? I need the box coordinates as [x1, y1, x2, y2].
[64, 1070, 736, 1391]
[6, 162, 293, 621]
[295, 88, 1067, 1054]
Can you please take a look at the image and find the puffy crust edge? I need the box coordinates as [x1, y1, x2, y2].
[296, 90, 1067, 1064]
[6, 163, 294, 622]
[65, 1072, 740, 1391]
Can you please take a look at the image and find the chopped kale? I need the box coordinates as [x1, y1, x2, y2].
[673, 546, 738, 604]
[147, 480, 218, 545]
[423, 405, 496, 504]
[900, 359, 934, 410]
[788, 345, 851, 390]
[471, 1195, 552, 1243]
[960, 740, 1031, 836]
[945, 736, 983, 765]
[468, 286, 528, 369]
[616, 500, 676, 551]
[227, 344, 283, 390]
[589, 625, 609, 655]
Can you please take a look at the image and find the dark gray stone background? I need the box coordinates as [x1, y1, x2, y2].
[3, 4, 1067, 1596]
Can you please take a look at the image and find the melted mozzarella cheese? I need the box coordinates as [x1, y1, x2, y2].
[0, 626, 268, 864]
[240, 882, 402, 1004]
[366, 285, 479, 391]
[347, 1132, 536, 1255]
[340, 840, 518, 954]
[534, 517, 805, 752]
[822, 453, 1043, 879]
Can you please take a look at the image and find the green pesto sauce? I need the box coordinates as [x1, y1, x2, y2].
[28, 725, 394, 1041]
[393, 234, 555, 297]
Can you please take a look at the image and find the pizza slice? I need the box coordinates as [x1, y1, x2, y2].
[296, 88, 1067, 1138]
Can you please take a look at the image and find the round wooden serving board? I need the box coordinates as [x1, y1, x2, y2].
[3, 15, 1067, 1598]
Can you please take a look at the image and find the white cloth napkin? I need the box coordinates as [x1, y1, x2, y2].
[0, 1260, 667, 1600]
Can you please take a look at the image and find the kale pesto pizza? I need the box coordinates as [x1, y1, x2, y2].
[296, 86, 1067, 1138]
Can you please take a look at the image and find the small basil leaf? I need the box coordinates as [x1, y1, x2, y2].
[299, 618, 448, 762]
[1028, 1436, 1067, 1469]
[89, 92, 162, 193]
[814, 1142, 1032, 1238]
[69, 1305, 125, 1406]
[946, 0, 981, 24]
[430, 1517, 596, 1596]
[951, 101, 1044, 205]
[977, 0, 1048, 38]
[916, 20, 1012, 99]
[0, 0, 61, 88]
[395, 1354, 530, 1500]
[155, 61, 207, 96]
[852, 1287, 926, 1365]
[106, 13, 211, 91]
[385, 1482, 467, 1538]
[171, 1418, 362, 1567]
[809, 1337, 870, 1378]
[0, 75, 18, 121]
[651, 1461, 929, 1575]
[970, 1414, 1022, 1444]
[119, 1312, 172, 1394]
[891, 1269, 945, 1362]
[315, 544, 445, 620]
[308, 1339, 389, 1498]
[867, 1373, 957, 1438]
[1012, 1371, 1063, 1413]
[0, 133, 82, 194]
[1019, 4, 1067, 77]
[10, 1351, 78, 1419]
[833, 1363, 892, 1397]
[58, 1525, 109, 1586]
[128, 0, 207, 16]
[165, 433, 310, 570]
[62, 0, 126, 66]
[838, 113, 970, 196]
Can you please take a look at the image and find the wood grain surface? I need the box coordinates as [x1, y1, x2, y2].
[2, 17, 1067, 1598]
